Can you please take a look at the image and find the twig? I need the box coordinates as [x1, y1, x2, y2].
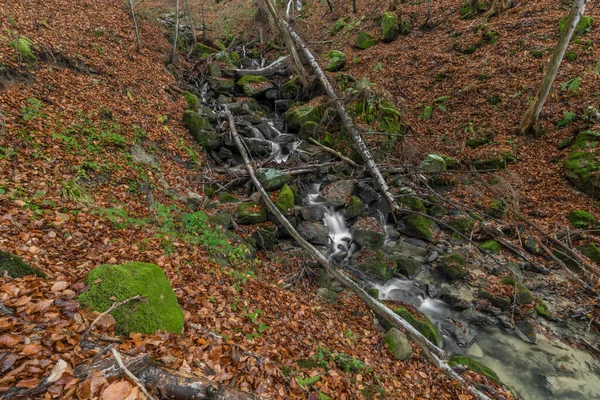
[110, 347, 157, 400]
[82, 295, 143, 339]
[307, 138, 360, 167]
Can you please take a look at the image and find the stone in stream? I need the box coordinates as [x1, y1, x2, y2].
[355, 183, 380, 204]
[299, 206, 326, 222]
[207, 77, 235, 95]
[321, 179, 355, 207]
[478, 288, 511, 310]
[437, 253, 469, 280]
[440, 318, 477, 347]
[391, 303, 441, 346]
[257, 168, 293, 191]
[457, 309, 497, 328]
[351, 216, 385, 250]
[242, 137, 272, 157]
[383, 328, 413, 360]
[297, 221, 330, 246]
[514, 319, 537, 344]
[236, 75, 274, 97]
[439, 287, 473, 311]
[395, 256, 422, 278]
[349, 249, 396, 281]
[343, 196, 364, 219]
[236, 202, 267, 225]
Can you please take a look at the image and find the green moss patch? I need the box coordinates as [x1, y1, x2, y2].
[559, 15, 593, 37]
[285, 105, 322, 132]
[449, 356, 500, 383]
[565, 131, 600, 198]
[9, 37, 37, 66]
[354, 32, 378, 50]
[480, 240, 502, 253]
[275, 184, 295, 213]
[0, 251, 45, 278]
[437, 253, 468, 280]
[325, 50, 347, 72]
[78, 262, 183, 335]
[236, 75, 272, 97]
[500, 275, 534, 304]
[404, 214, 436, 241]
[183, 91, 200, 109]
[381, 12, 400, 43]
[393, 303, 441, 345]
[568, 209, 596, 229]
[236, 202, 267, 225]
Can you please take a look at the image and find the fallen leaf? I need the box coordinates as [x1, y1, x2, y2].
[100, 380, 132, 400]
[47, 359, 69, 383]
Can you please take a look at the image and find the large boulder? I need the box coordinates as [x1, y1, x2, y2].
[275, 184, 295, 213]
[321, 180, 355, 207]
[381, 12, 400, 43]
[183, 110, 221, 151]
[236, 202, 267, 224]
[437, 253, 469, 280]
[257, 168, 293, 191]
[350, 249, 396, 280]
[351, 217, 385, 250]
[344, 196, 364, 219]
[77, 262, 183, 335]
[236, 75, 273, 97]
[395, 256, 422, 278]
[565, 130, 600, 198]
[285, 105, 322, 132]
[403, 214, 437, 241]
[298, 222, 329, 246]
[0, 251, 45, 278]
[383, 328, 413, 360]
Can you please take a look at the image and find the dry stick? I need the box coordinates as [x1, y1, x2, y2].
[536, 240, 595, 292]
[282, 20, 401, 215]
[307, 138, 360, 167]
[224, 105, 492, 400]
[109, 347, 157, 400]
[127, 0, 141, 53]
[81, 295, 143, 339]
[224, 56, 289, 77]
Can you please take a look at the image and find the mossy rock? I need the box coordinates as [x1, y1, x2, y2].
[395, 256, 422, 278]
[236, 75, 272, 97]
[195, 43, 218, 57]
[282, 77, 300, 99]
[208, 212, 233, 228]
[393, 303, 441, 345]
[325, 50, 347, 72]
[441, 155, 458, 169]
[183, 110, 221, 151]
[354, 32, 378, 50]
[450, 216, 474, 235]
[366, 287, 379, 299]
[449, 356, 500, 383]
[217, 192, 240, 204]
[473, 156, 507, 170]
[9, 37, 37, 66]
[78, 262, 183, 335]
[480, 240, 502, 253]
[559, 15, 593, 37]
[351, 250, 396, 280]
[257, 168, 293, 191]
[344, 196, 364, 219]
[275, 184, 295, 213]
[420, 154, 447, 172]
[383, 328, 413, 360]
[399, 19, 411, 35]
[500, 275, 535, 304]
[251, 225, 278, 251]
[404, 214, 437, 241]
[352, 217, 385, 250]
[568, 209, 596, 229]
[207, 77, 235, 95]
[0, 251, 45, 278]
[331, 17, 350, 35]
[236, 202, 267, 225]
[478, 289, 511, 310]
[438, 253, 468, 280]
[485, 198, 507, 218]
[565, 131, 600, 198]
[534, 299, 552, 319]
[428, 204, 448, 218]
[299, 121, 324, 140]
[524, 238, 544, 256]
[578, 243, 600, 266]
[398, 196, 426, 212]
[285, 105, 322, 132]
[183, 91, 200, 109]
[381, 12, 400, 43]
[459, 1, 488, 18]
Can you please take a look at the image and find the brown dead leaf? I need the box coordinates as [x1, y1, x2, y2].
[51, 281, 69, 292]
[0, 335, 23, 347]
[101, 380, 132, 400]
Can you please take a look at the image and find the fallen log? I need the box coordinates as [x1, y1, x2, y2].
[224, 105, 493, 400]
[223, 56, 289, 77]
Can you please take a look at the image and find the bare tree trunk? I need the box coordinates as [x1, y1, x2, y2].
[224, 105, 493, 400]
[128, 0, 141, 53]
[353, 0, 357, 13]
[183, 0, 197, 44]
[170, 0, 180, 64]
[519, 0, 588, 135]
[422, 0, 431, 27]
[261, 0, 309, 87]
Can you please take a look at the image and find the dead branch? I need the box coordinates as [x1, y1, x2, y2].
[81, 295, 144, 339]
[110, 347, 157, 400]
[308, 138, 360, 167]
[223, 56, 289, 77]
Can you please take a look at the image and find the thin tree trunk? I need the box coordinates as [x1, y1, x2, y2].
[170, 0, 180, 64]
[128, 0, 141, 53]
[422, 0, 431, 27]
[353, 0, 357, 13]
[519, 0, 588, 135]
[224, 105, 493, 400]
[261, 0, 309, 87]
[183, 0, 197, 44]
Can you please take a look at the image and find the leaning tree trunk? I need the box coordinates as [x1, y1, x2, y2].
[170, 0, 180, 64]
[519, 0, 588, 135]
[128, 0, 141, 53]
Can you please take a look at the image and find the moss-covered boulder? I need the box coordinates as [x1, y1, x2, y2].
[195, 43, 218, 57]
[350, 249, 396, 280]
[78, 262, 183, 335]
[578, 243, 600, 265]
[404, 214, 437, 241]
[381, 12, 400, 43]
[207, 77, 235, 95]
[420, 154, 447, 172]
[257, 168, 293, 191]
[217, 192, 240, 204]
[299, 121, 324, 140]
[354, 32, 378, 50]
[208, 212, 233, 228]
[383, 328, 413, 360]
[285, 105, 322, 132]
[352, 217, 385, 250]
[332, 17, 350, 35]
[275, 184, 295, 213]
[437, 253, 468, 280]
[183, 110, 221, 151]
[282, 77, 300, 99]
[534, 299, 552, 319]
[9, 37, 37, 66]
[251, 225, 278, 250]
[565, 131, 600, 198]
[480, 240, 502, 253]
[344, 196, 364, 219]
[399, 196, 426, 212]
[395, 256, 422, 278]
[0, 251, 45, 278]
[449, 356, 500, 383]
[500, 275, 534, 304]
[568, 209, 597, 229]
[236, 75, 273, 97]
[236, 202, 267, 225]
[472, 156, 507, 170]
[325, 50, 347, 72]
[393, 303, 441, 345]
[450, 215, 475, 235]
[322, 180, 355, 207]
[486, 198, 507, 218]
[478, 288, 511, 310]
[183, 91, 200, 109]
[428, 204, 448, 218]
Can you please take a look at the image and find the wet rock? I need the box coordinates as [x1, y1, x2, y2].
[298, 221, 329, 246]
[355, 183, 379, 204]
[242, 137, 272, 157]
[441, 318, 477, 347]
[424, 249, 439, 263]
[439, 288, 472, 310]
[496, 315, 514, 329]
[272, 134, 298, 145]
[317, 287, 338, 303]
[236, 75, 273, 97]
[321, 179, 355, 207]
[393, 303, 441, 345]
[344, 196, 364, 219]
[350, 249, 396, 281]
[437, 253, 469, 280]
[207, 77, 235, 95]
[236, 202, 267, 225]
[251, 225, 279, 250]
[478, 289, 511, 310]
[515, 319, 537, 344]
[281, 77, 299, 99]
[395, 256, 422, 278]
[299, 206, 326, 222]
[458, 309, 497, 327]
[183, 110, 221, 151]
[385, 240, 427, 261]
[352, 217, 385, 250]
[448, 356, 500, 383]
[402, 214, 438, 241]
[257, 168, 293, 191]
[383, 328, 413, 360]
[208, 212, 233, 228]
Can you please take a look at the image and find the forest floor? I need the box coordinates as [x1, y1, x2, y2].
[0, 0, 599, 399]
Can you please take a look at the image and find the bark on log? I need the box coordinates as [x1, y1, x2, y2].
[223, 56, 289, 77]
[224, 105, 493, 400]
